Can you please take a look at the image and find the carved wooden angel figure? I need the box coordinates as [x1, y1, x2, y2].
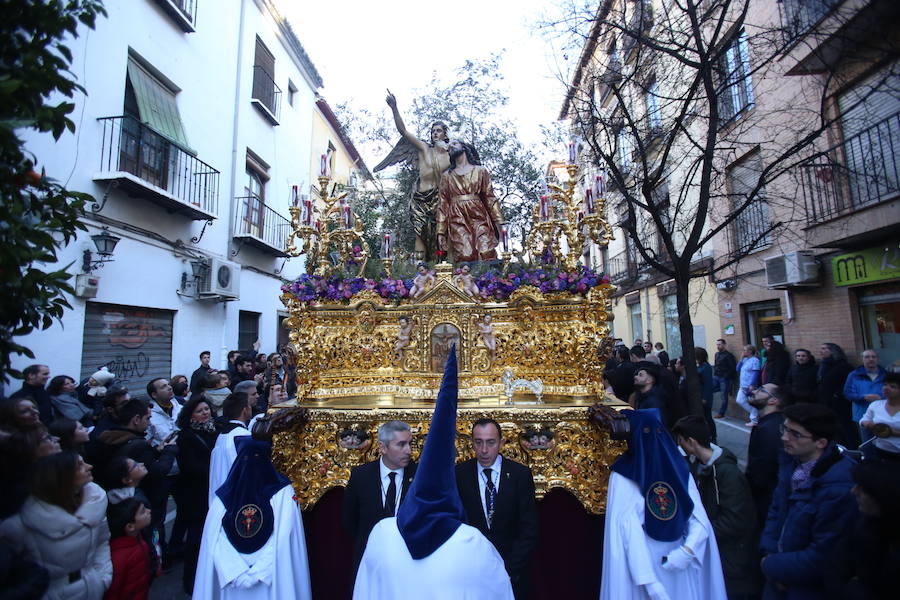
[453, 264, 480, 297]
[475, 314, 496, 364]
[374, 90, 450, 262]
[408, 262, 436, 299]
[394, 316, 415, 360]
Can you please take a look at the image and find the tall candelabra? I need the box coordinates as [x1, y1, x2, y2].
[525, 164, 614, 271]
[285, 174, 370, 277]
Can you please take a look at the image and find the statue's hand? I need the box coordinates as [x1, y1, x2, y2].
[386, 89, 397, 109]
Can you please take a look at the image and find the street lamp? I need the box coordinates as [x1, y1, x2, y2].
[82, 228, 121, 272]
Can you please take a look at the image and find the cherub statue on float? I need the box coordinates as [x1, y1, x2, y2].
[453, 264, 480, 298]
[474, 314, 496, 364]
[409, 262, 436, 299]
[394, 316, 417, 361]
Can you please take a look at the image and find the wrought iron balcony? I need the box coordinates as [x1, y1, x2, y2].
[94, 115, 219, 220]
[798, 110, 900, 224]
[233, 195, 291, 256]
[607, 250, 637, 284]
[153, 0, 197, 32]
[251, 65, 281, 125]
[779, 0, 841, 43]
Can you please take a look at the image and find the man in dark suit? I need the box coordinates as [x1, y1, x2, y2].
[455, 418, 538, 599]
[342, 420, 417, 578]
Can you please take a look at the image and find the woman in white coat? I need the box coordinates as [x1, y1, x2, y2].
[0, 451, 112, 599]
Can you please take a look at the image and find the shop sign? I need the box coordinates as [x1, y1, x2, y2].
[832, 244, 900, 287]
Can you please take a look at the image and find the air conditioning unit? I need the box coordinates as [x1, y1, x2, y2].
[764, 251, 819, 288]
[200, 258, 241, 299]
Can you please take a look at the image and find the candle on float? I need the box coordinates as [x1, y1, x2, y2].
[578, 210, 584, 228]
[382, 233, 391, 256]
[304, 199, 312, 225]
[568, 141, 576, 163]
[501, 227, 509, 252]
[343, 205, 351, 228]
[594, 173, 604, 198]
[320, 154, 327, 177]
[291, 185, 299, 207]
[585, 188, 595, 214]
[539, 195, 549, 221]
[315, 219, 321, 234]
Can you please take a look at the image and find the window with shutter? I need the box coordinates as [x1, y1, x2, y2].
[728, 151, 770, 255]
[838, 64, 900, 207]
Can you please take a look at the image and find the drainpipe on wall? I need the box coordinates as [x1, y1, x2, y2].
[227, 0, 247, 256]
[220, 0, 248, 366]
[783, 289, 795, 324]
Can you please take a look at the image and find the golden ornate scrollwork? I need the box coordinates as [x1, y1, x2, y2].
[272, 406, 627, 514]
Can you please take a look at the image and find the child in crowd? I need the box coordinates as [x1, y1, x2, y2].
[104, 456, 162, 566]
[104, 498, 157, 600]
[104, 455, 150, 505]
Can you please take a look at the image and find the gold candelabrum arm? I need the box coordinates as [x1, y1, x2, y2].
[525, 163, 613, 271]
[285, 175, 370, 277]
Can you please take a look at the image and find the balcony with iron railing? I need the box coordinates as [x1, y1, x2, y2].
[153, 0, 197, 32]
[779, 0, 842, 42]
[233, 195, 291, 256]
[728, 199, 771, 256]
[607, 249, 638, 284]
[93, 115, 219, 220]
[251, 66, 281, 125]
[777, 0, 894, 75]
[798, 110, 900, 244]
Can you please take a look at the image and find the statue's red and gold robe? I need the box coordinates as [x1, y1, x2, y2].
[437, 166, 503, 262]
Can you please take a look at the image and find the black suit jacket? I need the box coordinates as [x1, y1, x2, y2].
[455, 457, 538, 587]
[341, 459, 417, 573]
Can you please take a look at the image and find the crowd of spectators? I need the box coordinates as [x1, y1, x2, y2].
[604, 336, 899, 599]
[0, 341, 295, 598]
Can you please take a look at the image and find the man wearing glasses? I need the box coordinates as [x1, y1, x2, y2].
[759, 403, 857, 599]
[745, 384, 785, 527]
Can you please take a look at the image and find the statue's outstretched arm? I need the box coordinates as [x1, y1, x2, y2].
[386, 89, 426, 152]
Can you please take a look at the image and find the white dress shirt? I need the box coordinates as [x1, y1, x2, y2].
[379, 457, 403, 510]
[476, 455, 503, 525]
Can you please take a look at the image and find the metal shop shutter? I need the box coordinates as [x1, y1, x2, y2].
[81, 302, 174, 399]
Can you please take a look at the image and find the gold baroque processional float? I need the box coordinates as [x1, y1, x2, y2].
[272, 163, 627, 514]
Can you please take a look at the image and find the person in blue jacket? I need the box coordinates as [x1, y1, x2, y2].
[842, 349, 886, 426]
[760, 403, 857, 600]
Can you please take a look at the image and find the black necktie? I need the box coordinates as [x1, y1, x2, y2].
[484, 468, 496, 528]
[385, 472, 397, 517]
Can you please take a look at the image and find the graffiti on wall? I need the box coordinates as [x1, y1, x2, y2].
[84, 307, 171, 386]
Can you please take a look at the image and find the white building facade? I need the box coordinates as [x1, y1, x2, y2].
[12, 0, 325, 393]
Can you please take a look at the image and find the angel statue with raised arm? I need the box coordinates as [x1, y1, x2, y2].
[374, 90, 450, 262]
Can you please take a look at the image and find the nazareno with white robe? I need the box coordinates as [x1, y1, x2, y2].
[354, 347, 514, 600]
[208, 421, 249, 505]
[193, 436, 312, 599]
[600, 409, 726, 600]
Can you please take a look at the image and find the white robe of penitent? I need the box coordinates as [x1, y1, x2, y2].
[600, 471, 727, 600]
[353, 518, 514, 600]
[193, 485, 312, 600]
[208, 424, 249, 504]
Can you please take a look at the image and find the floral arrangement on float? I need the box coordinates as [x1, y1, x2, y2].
[281, 263, 608, 305]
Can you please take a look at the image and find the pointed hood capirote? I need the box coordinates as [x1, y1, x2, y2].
[396, 345, 466, 559]
[216, 437, 290, 554]
[610, 408, 694, 542]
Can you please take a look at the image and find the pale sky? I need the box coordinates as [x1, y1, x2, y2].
[283, 0, 570, 160]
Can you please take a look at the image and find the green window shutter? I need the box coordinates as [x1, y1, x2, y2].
[126, 58, 192, 151]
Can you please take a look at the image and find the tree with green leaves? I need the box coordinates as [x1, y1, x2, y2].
[1, 0, 106, 383]
[337, 55, 546, 274]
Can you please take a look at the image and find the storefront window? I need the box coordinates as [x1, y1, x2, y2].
[629, 302, 643, 344]
[662, 295, 682, 361]
[743, 300, 783, 348]
[859, 283, 900, 370]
